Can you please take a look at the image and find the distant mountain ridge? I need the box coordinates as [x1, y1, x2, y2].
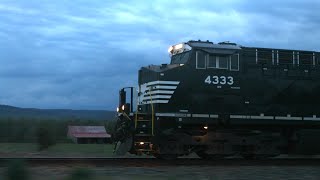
[0, 104, 116, 121]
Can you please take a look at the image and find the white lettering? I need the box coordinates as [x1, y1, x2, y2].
[204, 75, 234, 85]
[204, 76, 211, 84]
[212, 76, 219, 84]
[227, 76, 234, 85]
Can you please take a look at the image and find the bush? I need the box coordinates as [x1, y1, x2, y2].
[36, 126, 56, 151]
[66, 167, 94, 180]
[5, 159, 30, 180]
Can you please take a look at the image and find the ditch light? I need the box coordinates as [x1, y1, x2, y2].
[168, 43, 191, 56]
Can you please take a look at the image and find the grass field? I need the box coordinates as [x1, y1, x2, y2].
[0, 143, 115, 157]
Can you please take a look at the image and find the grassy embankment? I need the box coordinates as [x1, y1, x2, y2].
[0, 143, 115, 157]
[0, 118, 116, 157]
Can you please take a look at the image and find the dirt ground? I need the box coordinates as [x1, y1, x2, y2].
[1, 165, 320, 180]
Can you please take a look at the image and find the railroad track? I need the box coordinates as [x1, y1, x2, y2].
[0, 157, 319, 167]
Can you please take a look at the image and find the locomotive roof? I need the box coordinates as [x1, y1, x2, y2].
[242, 46, 318, 53]
[187, 40, 241, 50]
[186, 40, 318, 53]
[186, 40, 240, 55]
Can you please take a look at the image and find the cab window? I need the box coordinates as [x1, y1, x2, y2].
[196, 51, 206, 69]
[230, 54, 239, 71]
[207, 55, 229, 69]
[218, 56, 229, 69]
[207, 55, 217, 68]
[196, 51, 239, 71]
[171, 51, 191, 64]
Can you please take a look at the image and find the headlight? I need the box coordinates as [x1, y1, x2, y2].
[116, 107, 119, 112]
[175, 43, 183, 49]
[121, 105, 125, 111]
[168, 43, 190, 56]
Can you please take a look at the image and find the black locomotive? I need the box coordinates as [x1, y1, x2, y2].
[113, 40, 320, 159]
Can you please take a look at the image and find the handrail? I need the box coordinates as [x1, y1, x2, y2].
[122, 112, 131, 122]
[135, 100, 138, 128]
[148, 87, 154, 136]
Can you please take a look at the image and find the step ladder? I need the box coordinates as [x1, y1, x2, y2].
[133, 113, 154, 152]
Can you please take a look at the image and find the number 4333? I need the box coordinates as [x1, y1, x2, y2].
[204, 75, 234, 85]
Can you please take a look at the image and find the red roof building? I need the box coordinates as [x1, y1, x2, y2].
[67, 126, 111, 144]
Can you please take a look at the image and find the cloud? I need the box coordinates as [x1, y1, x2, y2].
[0, 3, 38, 15]
[0, 0, 319, 110]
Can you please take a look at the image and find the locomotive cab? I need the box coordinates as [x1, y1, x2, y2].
[137, 40, 243, 114]
[113, 40, 245, 158]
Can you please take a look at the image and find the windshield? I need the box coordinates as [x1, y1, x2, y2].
[170, 51, 191, 64]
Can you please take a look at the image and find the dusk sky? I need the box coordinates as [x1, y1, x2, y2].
[0, 0, 319, 110]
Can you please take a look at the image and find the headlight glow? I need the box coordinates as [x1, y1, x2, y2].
[168, 42, 190, 56]
[121, 105, 125, 111]
[175, 43, 183, 49]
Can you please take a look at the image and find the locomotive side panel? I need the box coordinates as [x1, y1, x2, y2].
[241, 48, 320, 118]
[139, 48, 320, 120]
